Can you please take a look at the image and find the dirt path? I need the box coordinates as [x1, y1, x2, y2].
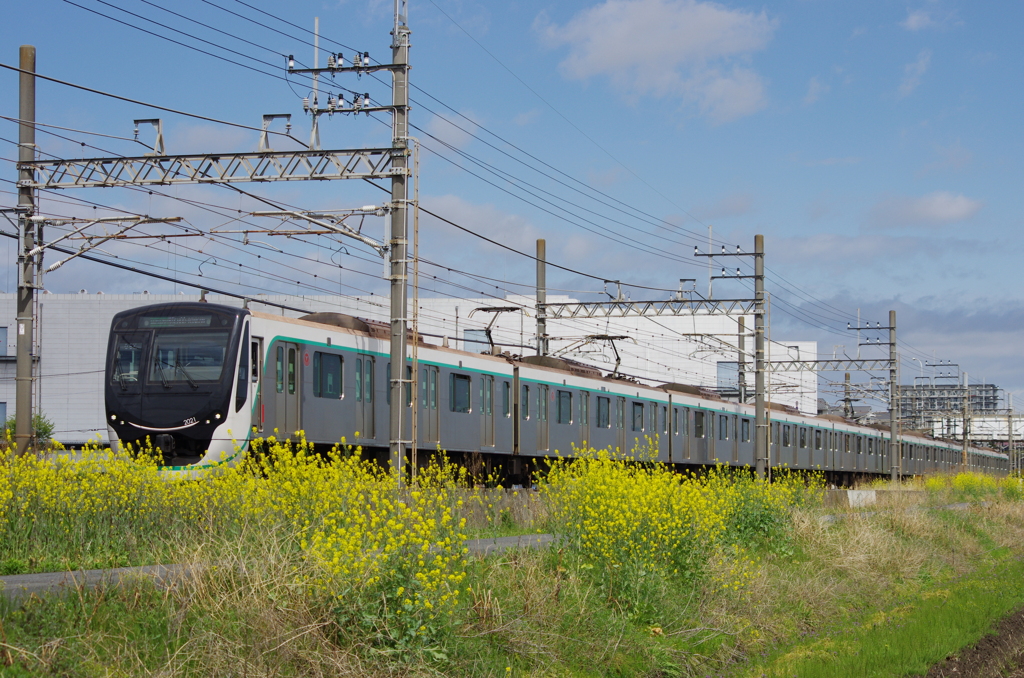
[925, 605, 1024, 677]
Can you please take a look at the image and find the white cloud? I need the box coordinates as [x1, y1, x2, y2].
[513, 109, 541, 126]
[424, 111, 479, 150]
[901, 9, 936, 31]
[919, 140, 973, 175]
[536, 0, 777, 123]
[898, 49, 932, 98]
[692, 192, 753, 221]
[869, 191, 983, 228]
[803, 76, 829, 105]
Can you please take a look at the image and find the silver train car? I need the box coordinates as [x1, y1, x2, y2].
[104, 302, 1009, 481]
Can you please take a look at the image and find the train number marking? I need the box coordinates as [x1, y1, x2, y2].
[183, 417, 197, 426]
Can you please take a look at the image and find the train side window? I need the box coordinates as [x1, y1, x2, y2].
[364, 360, 373, 403]
[814, 430, 821, 450]
[275, 346, 284, 393]
[679, 408, 688, 436]
[649, 404, 656, 433]
[481, 376, 493, 416]
[451, 373, 471, 413]
[783, 425, 791, 447]
[313, 352, 342, 399]
[287, 347, 296, 395]
[429, 369, 437, 410]
[251, 340, 259, 383]
[719, 414, 729, 440]
[662, 406, 668, 434]
[355, 358, 362, 401]
[868, 439, 874, 455]
[406, 366, 413, 407]
[521, 384, 530, 420]
[503, 381, 511, 417]
[616, 398, 625, 430]
[632, 402, 644, 432]
[597, 396, 610, 428]
[538, 385, 548, 422]
[580, 391, 589, 425]
[557, 390, 572, 424]
[235, 325, 249, 412]
[694, 411, 705, 439]
[799, 427, 807, 448]
[742, 418, 750, 442]
[856, 437, 862, 454]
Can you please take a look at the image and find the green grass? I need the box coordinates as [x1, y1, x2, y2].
[6, 474, 1024, 677]
[744, 552, 1024, 678]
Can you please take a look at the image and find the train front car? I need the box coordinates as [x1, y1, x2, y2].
[104, 302, 253, 475]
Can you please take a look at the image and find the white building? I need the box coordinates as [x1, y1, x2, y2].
[0, 291, 817, 444]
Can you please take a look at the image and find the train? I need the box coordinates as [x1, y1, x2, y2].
[104, 301, 1009, 481]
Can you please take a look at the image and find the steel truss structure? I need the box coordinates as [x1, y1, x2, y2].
[19, 148, 400, 189]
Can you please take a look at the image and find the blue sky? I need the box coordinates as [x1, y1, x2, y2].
[1, 0, 1021, 405]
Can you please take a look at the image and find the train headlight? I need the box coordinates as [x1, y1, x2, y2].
[214, 413, 221, 420]
[110, 413, 117, 421]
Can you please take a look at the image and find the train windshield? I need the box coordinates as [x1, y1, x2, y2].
[112, 333, 148, 387]
[148, 330, 232, 385]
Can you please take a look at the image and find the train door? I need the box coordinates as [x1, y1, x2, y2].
[693, 410, 708, 462]
[355, 354, 375, 439]
[512, 368, 520, 454]
[481, 374, 494, 447]
[731, 414, 739, 463]
[616, 397, 626, 453]
[419, 365, 440, 445]
[537, 384, 549, 451]
[272, 342, 300, 436]
[251, 336, 263, 433]
[580, 391, 590, 448]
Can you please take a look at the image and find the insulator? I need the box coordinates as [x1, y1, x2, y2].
[355, 52, 361, 66]
[302, 97, 310, 111]
[363, 52, 370, 66]
[364, 93, 370, 107]
[338, 94, 345, 108]
[337, 52, 344, 67]
[327, 55, 336, 69]
[287, 54, 295, 68]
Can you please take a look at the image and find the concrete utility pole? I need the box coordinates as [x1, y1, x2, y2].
[737, 315, 746, 404]
[1008, 393, 1015, 474]
[536, 238, 548, 356]
[962, 371, 970, 469]
[388, 0, 411, 478]
[889, 310, 899, 482]
[844, 373, 853, 418]
[15, 45, 36, 455]
[754, 234, 767, 479]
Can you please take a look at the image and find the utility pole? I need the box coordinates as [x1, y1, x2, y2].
[536, 238, 548, 356]
[962, 371, 970, 469]
[737, 315, 746, 403]
[388, 0, 411, 479]
[754, 234, 766, 479]
[844, 373, 853, 418]
[15, 45, 36, 455]
[1008, 393, 1014, 474]
[889, 309, 899, 482]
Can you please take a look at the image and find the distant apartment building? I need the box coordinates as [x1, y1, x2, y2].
[898, 380, 1001, 431]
